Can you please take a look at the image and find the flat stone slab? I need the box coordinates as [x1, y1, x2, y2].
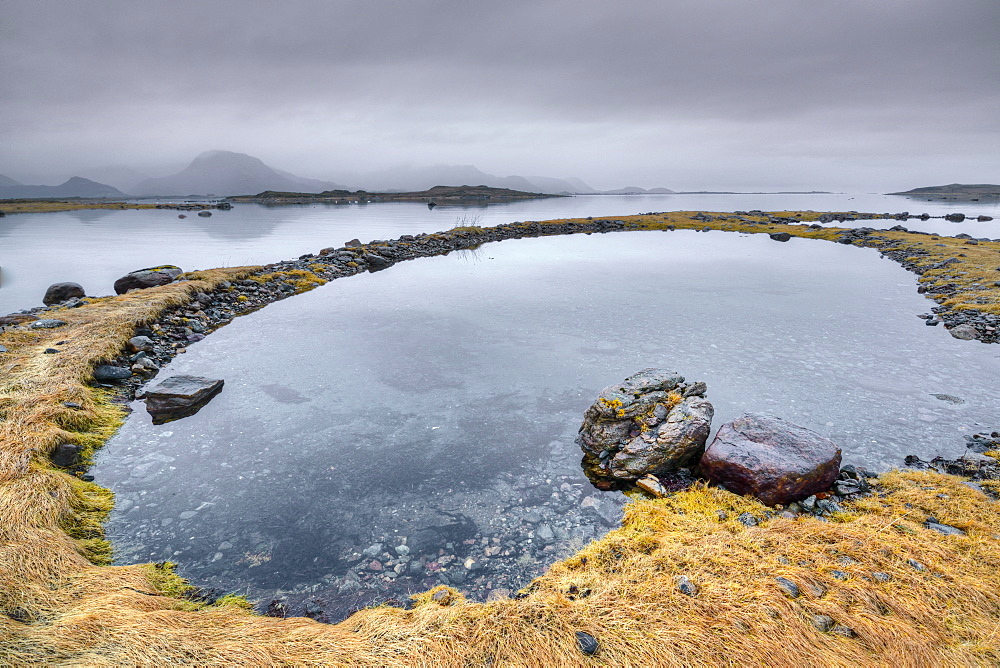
[144, 375, 224, 424]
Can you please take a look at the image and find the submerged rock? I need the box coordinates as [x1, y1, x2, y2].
[43, 282, 85, 306]
[577, 369, 713, 487]
[144, 374, 224, 424]
[113, 265, 183, 294]
[700, 414, 841, 506]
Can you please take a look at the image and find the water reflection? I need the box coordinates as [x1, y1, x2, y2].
[3, 192, 999, 311]
[93, 230, 1000, 620]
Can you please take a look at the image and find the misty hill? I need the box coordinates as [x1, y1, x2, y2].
[0, 174, 22, 187]
[134, 151, 346, 196]
[889, 183, 1000, 197]
[0, 176, 125, 200]
[335, 164, 597, 195]
[600, 186, 677, 195]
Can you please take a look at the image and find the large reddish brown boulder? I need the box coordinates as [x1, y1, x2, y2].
[700, 414, 841, 506]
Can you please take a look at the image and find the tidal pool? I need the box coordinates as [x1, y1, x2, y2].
[93, 230, 1000, 620]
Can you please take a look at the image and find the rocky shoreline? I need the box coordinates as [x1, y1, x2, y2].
[3, 210, 998, 621]
[5, 211, 1000, 662]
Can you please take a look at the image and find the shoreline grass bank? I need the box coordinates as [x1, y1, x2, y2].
[2, 211, 999, 664]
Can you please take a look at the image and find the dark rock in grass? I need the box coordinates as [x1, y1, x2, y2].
[93, 365, 132, 382]
[43, 282, 85, 306]
[113, 265, 183, 294]
[700, 414, 841, 506]
[811, 615, 836, 632]
[737, 512, 759, 527]
[769, 232, 792, 242]
[144, 375, 224, 424]
[51, 443, 81, 468]
[0, 314, 39, 326]
[575, 631, 599, 656]
[675, 575, 698, 596]
[775, 577, 800, 598]
[362, 253, 393, 271]
[29, 319, 67, 329]
[577, 369, 713, 487]
[925, 521, 966, 537]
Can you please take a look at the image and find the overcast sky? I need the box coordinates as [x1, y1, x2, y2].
[1, 0, 997, 191]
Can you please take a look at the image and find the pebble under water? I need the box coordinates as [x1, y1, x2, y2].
[92, 230, 1000, 621]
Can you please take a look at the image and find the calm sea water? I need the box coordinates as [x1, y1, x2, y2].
[1, 193, 997, 313]
[93, 230, 1000, 617]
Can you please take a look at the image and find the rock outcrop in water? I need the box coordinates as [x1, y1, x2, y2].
[577, 369, 713, 487]
[113, 265, 183, 294]
[700, 413, 842, 506]
[43, 282, 85, 305]
[143, 374, 224, 424]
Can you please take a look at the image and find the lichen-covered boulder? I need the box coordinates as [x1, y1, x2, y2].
[577, 369, 713, 487]
[43, 282, 85, 305]
[700, 413, 841, 506]
[113, 265, 183, 294]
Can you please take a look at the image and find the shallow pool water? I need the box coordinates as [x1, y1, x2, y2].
[93, 229, 1000, 620]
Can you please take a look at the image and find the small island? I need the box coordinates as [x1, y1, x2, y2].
[888, 183, 1000, 200]
[227, 184, 563, 205]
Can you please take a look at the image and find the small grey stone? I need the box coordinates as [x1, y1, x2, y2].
[948, 324, 980, 340]
[394, 544, 410, 556]
[128, 335, 155, 352]
[775, 577, 800, 598]
[737, 512, 759, 527]
[0, 345, 7, 353]
[675, 575, 698, 596]
[925, 521, 966, 537]
[872, 572, 891, 583]
[362, 543, 384, 558]
[907, 559, 927, 571]
[93, 365, 131, 382]
[830, 570, 849, 581]
[811, 615, 836, 632]
[800, 495, 817, 511]
[30, 319, 67, 329]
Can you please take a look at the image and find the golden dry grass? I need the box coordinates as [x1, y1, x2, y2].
[2, 213, 999, 665]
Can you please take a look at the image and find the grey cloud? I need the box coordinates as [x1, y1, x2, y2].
[1, 0, 997, 190]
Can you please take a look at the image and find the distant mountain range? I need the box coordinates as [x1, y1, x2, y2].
[889, 183, 1000, 197]
[132, 151, 347, 196]
[0, 176, 125, 199]
[2, 150, 681, 198]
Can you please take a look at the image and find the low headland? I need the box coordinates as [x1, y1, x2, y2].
[228, 184, 562, 205]
[889, 183, 1000, 200]
[2, 210, 1000, 664]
